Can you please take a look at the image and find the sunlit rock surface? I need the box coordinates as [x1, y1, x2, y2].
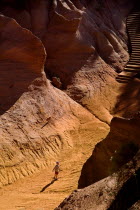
[0, 2, 139, 209]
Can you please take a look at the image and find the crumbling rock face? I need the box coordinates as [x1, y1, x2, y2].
[114, 79, 140, 118]
[0, 0, 135, 124]
[0, 70, 109, 186]
[78, 115, 140, 189]
[0, 14, 109, 186]
[44, 0, 130, 124]
[56, 150, 140, 210]
[0, 14, 46, 114]
[0, 0, 138, 190]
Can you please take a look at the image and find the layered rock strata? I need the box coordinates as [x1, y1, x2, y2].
[0, 13, 109, 187]
[0, 0, 138, 188]
[0, 0, 133, 123]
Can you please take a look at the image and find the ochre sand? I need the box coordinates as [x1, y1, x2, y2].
[0, 128, 108, 210]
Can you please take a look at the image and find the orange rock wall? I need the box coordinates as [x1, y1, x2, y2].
[0, 0, 138, 187]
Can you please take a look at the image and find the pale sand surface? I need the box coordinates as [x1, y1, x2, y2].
[0, 147, 94, 210]
[0, 166, 76, 210]
[0, 125, 109, 210]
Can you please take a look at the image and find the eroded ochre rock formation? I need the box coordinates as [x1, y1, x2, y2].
[56, 150, 140, 210]
[0, 0, 133, 124]
[0, 14, 46, 114]
[0, 0, 140, 209]
[78, 115, 140, 188]
[0, 11, 109, 186]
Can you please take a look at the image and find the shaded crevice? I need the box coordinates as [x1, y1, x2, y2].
[78, 117, 140, 189]
[108, 168, 140, 210]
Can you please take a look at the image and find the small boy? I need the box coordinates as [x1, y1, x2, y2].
[52, 161, 60, 180]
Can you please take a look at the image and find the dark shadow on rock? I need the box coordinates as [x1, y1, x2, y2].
[114, 79, 140, 118]
[0, 62, 40, 115]
[108, 168, 140, 210]
[40, 179, 56, 193]
[0, 0, 134, 91]
[78, 117, 140, 189]
[0, 15, 45, 115]
[46, 52, 99, 90]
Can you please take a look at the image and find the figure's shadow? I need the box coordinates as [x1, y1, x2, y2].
[40, 179, 56, 193]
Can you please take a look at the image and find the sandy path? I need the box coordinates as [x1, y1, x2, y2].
[0, 168, 75, 210]
[0, 151, 86, 210]
[0, 123, 109, 209]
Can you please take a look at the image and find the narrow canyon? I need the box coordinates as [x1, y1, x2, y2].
[0, 0, 139, 209]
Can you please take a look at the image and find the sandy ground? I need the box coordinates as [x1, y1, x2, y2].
[0, 165, 78, 210]
[0, 146, 92, 210]
[0, 123, 109, 210]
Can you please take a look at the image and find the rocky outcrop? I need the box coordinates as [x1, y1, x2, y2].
[0, 13, 109, 186]
[44, 0, 131, 124]
[0, 72, 109, 186]
[0, 0, 139, 194]
[78, 115, 140, 188]
[0, 14, 46, 115]
[0, 0, 134, 124]
[56, 150, 140, 210]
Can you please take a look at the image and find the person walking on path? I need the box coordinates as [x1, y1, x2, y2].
[52, 161, 60, 180]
